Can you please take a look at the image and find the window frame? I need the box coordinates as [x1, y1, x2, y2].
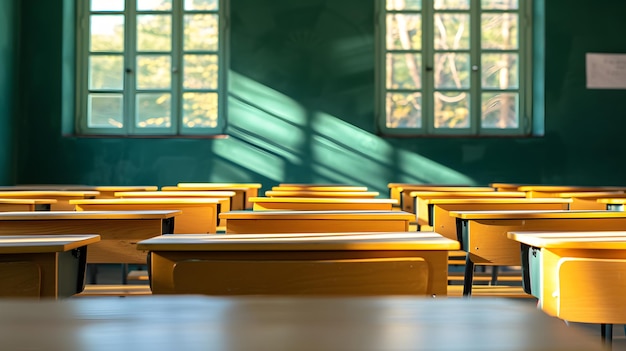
[74, 0, 228, 137]
[375, 0, 533, 137]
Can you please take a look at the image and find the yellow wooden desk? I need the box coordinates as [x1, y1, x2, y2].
[489, 182, 529, 191]
[265, 190, 380, 198]
[250, 196, 398, 211]
[272, 185, 369, 192]
[449, 210, 626, 296]
[387, 184, 493, 212]
[0, 185, 158, 199]
[507, 231, 626, 345]
[0, 296, 604, 351]
[0, 234, 100, 298]
[162, 183, 261, 210]
[410, 190, 527, 221]
[515, 185, 626, 198]
[554, 191, 626, 210]
[0, 210, 179, 264]
[138, 232, 459, 296]
[597, 197, 626, 211]
[70, 198, 222, 234]
[0, 191, 100, 210]
[220, 210, 414, 234]
[0, 198, 58, 211]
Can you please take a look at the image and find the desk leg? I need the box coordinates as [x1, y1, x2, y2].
[490, 266, 499, 285]
[601, 324, 613, 348]
[463, 255, 474, 297]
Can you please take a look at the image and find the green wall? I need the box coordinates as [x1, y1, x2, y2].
[12, 0, 626, 193]
[0, 0, 16, 185]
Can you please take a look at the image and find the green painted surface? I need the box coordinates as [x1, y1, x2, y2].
[0, 0, 16, 185]
[9, 0, 626, 193]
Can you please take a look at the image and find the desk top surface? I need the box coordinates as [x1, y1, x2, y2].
[517, 185, 626, 192]
[426, 198, 572, 205]
[0, 296, 602, 351]
[387, 183, 492, 191]
[598, 198, 626, 204]
[0, 198, 58, 204]
[0, 234, 100, 253]
[0, 190, 101, 197]
[137, 232, 460, 251]
[0, 210, 181, 220]
[69, 198, 224, 205]
[176, 182, 263, 189]
[0, 185, 157, 191]
[115, 190, 237, 197]
[272, 185, 369, 192]
[219, 210, 414, 220]
[557, 191, 626, 198]
[250, 197, 398, 204]
[507, 231, 626, 249]
[449, 209, 626, 220]
[409, 191, 525, 198]
[265, 190, 380, 197]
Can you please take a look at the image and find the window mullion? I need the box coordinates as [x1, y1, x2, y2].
[470, 0, 480, 135]
[125, 0, 137, 135]
[172, 0, 183, 134]
[423, 0, 434, 135]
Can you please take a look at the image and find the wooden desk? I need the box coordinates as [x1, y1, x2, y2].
[0, 185, 158, 199]
[265, 190, 380, 198]
[115, 190, 235, 209]
[0, 234, 100, 298]
[597, 197, 626, 211]
[0, 191, 100, 210]
[0, 296, 603, 351]
[387, 184, 493, 212]
[410, 191, 526, 222]
[449, 210, 626, 296]
[515, 185, 626, 198]
[0, 210, 179, 264]
[220, 210, 415, 234]
[0, 198, 57, 211]
[250, 197, 398, 211]
[70, 198, 223, 234]
[138, 232, 459, 296]
[555, 191, 626, 210]
[162, 183, 262, 210]
[272, 185, 369, 192]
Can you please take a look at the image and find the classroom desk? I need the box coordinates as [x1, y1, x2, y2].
[555, 191, 626, 210]
[0, 198, 57, 211]
[137, 232, 459, 296]
[515, 185, 626, 198]
[0, 296, 604, 351]
[0, 185, 158, 199]
[272, 185, 369, 192]
[448, 210, 626, 296]
[162, 183, 261, 210]
[0, 210, 179, 264]
[70, 198, 223, 234]
[0, 234, 100, 298]
[250, 196, 398, 211]
[597, 197, 626, 211]
[264, 190, 380, 198]
[387, 184, 494, 212]
[507, 231, 626, 345]
[219, 210, 415, 234]
[0, 190, 100, 210]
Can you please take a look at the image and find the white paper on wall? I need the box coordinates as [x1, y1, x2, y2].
[586, 53, 626, 89]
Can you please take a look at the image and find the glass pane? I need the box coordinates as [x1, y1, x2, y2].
[434, 53, 470, 89]
[482, 0, 518, 10]
[434, 0, 469, 9]
[90, 15, 124, 52]
[91, 0, 124, 11]
[88, 94, 123, 128]
[482, 92, 518, 128]
[183, 92, 218, 128]
[89, 55, 124, 90]
[434, 91, 469, 128]
[137, 15, 172, 52]
[137, 55, 171, 89]
[481, 13, 518, 49]
[386, 0, 421, 10]
[387, 53, 421, 89]
[434, 14, 470, 50]
[185, 0, 218, 10]
[184, 54, 218, 89]
[136, 93, 171, 128]
[137, 0, 172, 11]
[184, 14, 219, 51]
[386, 92, 422, 128]
[386, 14, 421, 50]
[482, 53, 518, 89]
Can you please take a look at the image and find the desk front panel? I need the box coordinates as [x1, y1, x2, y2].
[225, 218, 410, 234]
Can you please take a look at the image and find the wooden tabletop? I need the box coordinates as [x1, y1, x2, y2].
[0, 198, 58, 205]
[388, 184, 492, 191]
[220, 210, 414, 220]
[69, 198, 224, 205]
[0, 190, 100, 197]
[557, 191, 626, 198]
[0, 185, 157, 191]
[137, 232, 460, 251]
[272, 185, 369, 192]
[0, 210, 181, 220]
[0, 234, 101, 253]
[115, 190, 237, 198]
[507, 231, 626, 249]
[449, 209, 626, 219]
[250, 197, 398, 204]
[409, 191, 526, 198]
[0, 296, 603, 350]
[175, 182, 262, 189]
[265, 190, 380, 198]
[517, 185, 626, 192]
[598, 198, 626, 204]
[425, 198, 572, 205]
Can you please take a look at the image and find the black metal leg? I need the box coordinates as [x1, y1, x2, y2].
[121, 264, 128, 284]
[490, 266, 499, 286]
[462, 254, 475, 297]
[87, 264, 98, 284]
[601, 324, 613, 349]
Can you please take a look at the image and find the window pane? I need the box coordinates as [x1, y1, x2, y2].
[386, 14, 421, 50]
[185, 0, 218, 10]
[89, 55, 124, 90]
[184, 54, 218, 89]
[434, 53, 470, 89]
[386, 92, 422, 128]
[386, 0, 421, 10]
[388, 53, 422, 89]
[434, 91, 469, 128]
[482, 53, 518, 89]
[90, 15, 124, 52]
[184, 14, 219, 51]
[434, 0, 469, 10]
[91, 0, 124, 11]
[88, 94, 123, 128]
[482, 92, 518, 128]
[183, 92, 218, 128]
[481, 13, 518, 50]
[434, 14, 470, 50]
[137, 15, 172, 52]
[136, 93, 171, 128]
[481, 0, 518, 10]
[137, 55, 171, 89]
[137, 0, 172, 11]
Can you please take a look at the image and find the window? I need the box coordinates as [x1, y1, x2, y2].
[377, 0, 531, 136]
[75, 0, 227, 136]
